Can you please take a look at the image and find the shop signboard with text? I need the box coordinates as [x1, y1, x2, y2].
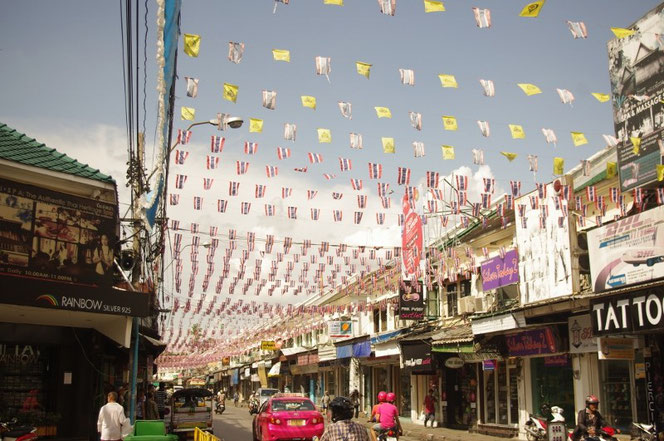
[588, 206, 664, 292]
[481, 249, 519, 290]
[328, 321, 352, 338]
[398, 280, 424, 320]
[506, 327, 560, 357]
[590, 286, 664, 335]
[598, 337, 635, 360]
[401, 342, 433, 372]
[568, 314, 597, 354]
[401, 195, 422, 279]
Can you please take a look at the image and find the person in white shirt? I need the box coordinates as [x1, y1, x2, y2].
[97, 391, 131, 441]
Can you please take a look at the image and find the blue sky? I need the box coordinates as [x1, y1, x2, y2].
[2, 1, 662, 341]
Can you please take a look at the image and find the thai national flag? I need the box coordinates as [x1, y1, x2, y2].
[427, 200, 438, 213]
[281, 187, 292, 198]
[380, 196, 391, 208]
[255, 184, 266, 198]
[240, 202, 251, 215]
[483, 178, 495, 194]
[175, 174, 187, 189]
[458, 191, 468, 206]
[609, 187, 619, 203]
[657, 188, 664, 205]
[481, 193, 491, 209]
[277, 147, 291, 160]
[323, 174, 336, 180]
[307, 190, 318, 200]
[457, 175, 469, 191]
[206, 155, 220, 170]
[174, 150, 189, 165]
[357, 195, 367, 208]
[562, 185, 572, 201]
[169, 194, 180, 205]
[311, 208, 320, 220]
[244, 141, 258, 154]
[308, 152, 323, 163]
[505, 195, 514, 209]
[426, 171, 440, 188]
[193, 196, 203, 210]
[203, 178, 214, 190]
[171, 220, 180, 231]
[530, 195, 539, 209]
[351, 179, 363, 190]
[177, 129, 192, 144]
[430, 189, 444, 200]
[294, 167, 308, 173]
[339, 157, 352, 171]
[333, 210, 342, 222]
[586, 186, 597, 202]
[536, 183, 546, 199]
[190, 223, 199, 234]
[368, 163, 382, 179]
[510, 180, 521, 197]
[229, 181, 240, 196]
[405, 186, 417, 203]
[354, 212, 363, 224]
[332, 192, 343, 200]
[377, 182, 390, 197]
[236, 161, 249, 175]
[633, 188, 644, 206]
[287, 206, 297, 219]
[397, 167, 411, 185]
[266, 166, 278, 177]
[210, 136, 225, 152]
[264, 204, 275, 216]
[472, 7, 491, 28]
[210, 226, 218, 236]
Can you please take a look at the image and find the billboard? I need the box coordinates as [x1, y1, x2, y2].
[515, 182, 574, 304]
[587, 205, 664, 292]
[327, 321, 352, 338]
[398, 280, 424, 320]
[607, 3, 664, 191]
[480, 249, 519, 291]
[0, 177, 118, 287]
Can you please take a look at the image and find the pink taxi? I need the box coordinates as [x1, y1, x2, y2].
[252, 394, 324, 441]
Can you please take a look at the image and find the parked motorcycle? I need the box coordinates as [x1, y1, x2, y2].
[632, 422, 656, 441]
[525, 405, 565, 441]
[0, 419, 38, 441]
[215, 401, 225, 415]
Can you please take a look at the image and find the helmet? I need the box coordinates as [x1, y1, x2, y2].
[586, 395, 599, 405]
[329, 396, 354, 422]
[386, 392, 396, 403]
[377, 391, 387, 402]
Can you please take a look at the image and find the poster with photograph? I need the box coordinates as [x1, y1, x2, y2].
[0, 177, 118, 287]
[398, 280, 424, 320]
[607, 3, 664, 191]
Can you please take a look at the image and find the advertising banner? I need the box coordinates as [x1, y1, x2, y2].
[401, 195, 422, 279]
[598, 338, 635, 360]
[588, 206, 664, 292]
[401, 342, 433, 372]
[0, 177, 118, 287]
[261, 341, 277, 351]
[568, 314, 597, 354]
[398, 280, 424, 320]
[328, 321, 352, 338]
[515, 182, 574, 304]
[590, 286, 664, 335]
[607, 3, 664, 191]
[506, 327, 560, 357]
[481, 249, 519, 290]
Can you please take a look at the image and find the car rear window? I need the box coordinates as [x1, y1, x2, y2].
[271, 400, 315, 411]
[260, 389, 279, 397]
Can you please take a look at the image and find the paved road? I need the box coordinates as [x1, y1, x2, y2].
[213, 405, 254, 441]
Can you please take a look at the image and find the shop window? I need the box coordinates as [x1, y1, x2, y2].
[399, 371, 411, 417]
[460, 280, 471, 298]
[426, 285, 440, 317]
[530, 357, 574, 428]
[380, 309, 388, 332]
[325, 371, 336, 396]
[600, 360, 633, 433]
[446, 284, 458, 317]
[373, 308, 380, 333]
[483, 360, 519, 426]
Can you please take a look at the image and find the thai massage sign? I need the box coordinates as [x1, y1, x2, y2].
[506, 327, 560, 356]
[481, 249, 519, 290]
[401, 195, 422, 279]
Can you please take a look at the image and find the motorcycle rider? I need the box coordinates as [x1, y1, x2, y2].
[370, 392, 401, 441]
[573, 395, 605, 441]
[320, 396, 369, 441]
[216, 389, 226, 414]
[369, 391, 387, 423]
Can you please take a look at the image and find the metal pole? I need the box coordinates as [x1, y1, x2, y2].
[130, 316, 139, 424]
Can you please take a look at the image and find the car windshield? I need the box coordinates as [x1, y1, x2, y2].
[260, 389, 279, 397]
[271, 400, 315, 412]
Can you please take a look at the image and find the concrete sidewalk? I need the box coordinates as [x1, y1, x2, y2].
[357, 417, 516, 441]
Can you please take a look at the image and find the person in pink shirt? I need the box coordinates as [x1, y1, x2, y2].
[370, 392, 402, 441]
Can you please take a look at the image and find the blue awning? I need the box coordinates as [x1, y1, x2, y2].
[336, 344, 353, 359]
[352, 340, 371, 358]
[370, 329, 407, 345]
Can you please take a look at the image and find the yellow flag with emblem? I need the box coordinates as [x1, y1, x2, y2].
[611, 28, 636, 38]
[181, 106, 195, 121]
[223, 83, 239, 103]
[356, 62, 372, 78]
[657, 165, 664, 181]
[591, 93, 610, 102]
[375, 107, 392, 118]
[606, 162, 617, 178]
[183, 34, 201, 57]
[249, 118, 263, 133]
[439, 74, 458, 88]
[517, 83, 542, 95]
[382, 137, 395, 153]
[442, 116, 457, 131]
[301, 96, 317, 109]
[272, 49, 291, 62]
[501, 152, 518, 162]
[318, 128, 332, 143]
[509, 124, 525, 139]
[553, 157, 565, 175]
[519, 0, 545, 17]
[324, 0, 344, 5]
[571, 132, 588, 146]
[424, 0, 445, 12]
[441, 145, 455, 160]
[631, 137, 641, 155]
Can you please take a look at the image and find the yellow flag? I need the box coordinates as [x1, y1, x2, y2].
[249, 118, 263, 133]
[356, 62, 372, 79]
[611, 27, 636, 38]
[592, 93, 610, 103]
[181, 106, 195, 121]
[301, 96, 317, 109]
[272, 49, 291, 62]
[442, 116, 457, 131]
[517, 83, 542, 95]
[439, 74, 458, 88]
[441, 145, 455, 160]
[606, 162, 617, 178]
[571, 132, 588, 146]
[324, 0, 343, 4]
[501, 152, 518, 161]
[223, 83, 239, 103]
[519, 0, 545, 17]
[509, 124, 526, 139]
[318, 128, 331, 143]
[382, 137, 395, 153]
[553, 157, 564, 175]
[375, 107, 392, 118]
[657, 164, 664, 181]
[424, 0, 445, 12]
[631, 137, 641, 155]
[183, 34, 201, 57]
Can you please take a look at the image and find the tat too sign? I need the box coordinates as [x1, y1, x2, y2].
[590, 287, 664, 335]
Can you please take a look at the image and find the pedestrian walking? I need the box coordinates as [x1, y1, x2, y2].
[145, 392, 159, 420]
[322, 391, 331, 420]
[423, 389, 436, 428]
[155, 382, 168, 419]
[135, 390, 145, 420]
[350, 389, 361, 419]
[233, 391, 239, 407]
[97, 391, 132, 441]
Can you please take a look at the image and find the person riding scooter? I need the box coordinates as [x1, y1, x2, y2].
[573, 395, 605, 441]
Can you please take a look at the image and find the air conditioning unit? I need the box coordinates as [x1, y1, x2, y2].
[458, 296, 477, 315]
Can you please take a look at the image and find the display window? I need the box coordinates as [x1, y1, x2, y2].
[483, 359, 518, 426]
[599, 360, 634, 433]
[445, 363, 477, 428]
[0, 344, 50, 420]
[530, 356, 574, 428]
[399, 370, 411, 417]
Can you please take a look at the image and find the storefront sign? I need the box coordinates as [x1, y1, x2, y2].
[598, 337, 634, 360]
[608, 5, 664, 191]
[398, 280, 424, 320]
[568, 314, 597, 354]
[0, 344, 40, 365]
[481, 249, 519, 290]
[544, 354, 569, 367]
[401, 342, 433, 372]
[444, 357, 464, 369]
[590, 287, 664, 335]
[515, 181, 574, 304]
[482, 360, 496, 371]
[328, 321, 352, 338]
[506, 328, 559, 357]
[401, 195, 423, 279]
[261, 340, 277, 351]
[588, 206, 664, 292]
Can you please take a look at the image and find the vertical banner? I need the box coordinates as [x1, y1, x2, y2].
[401, 194, 423, 280]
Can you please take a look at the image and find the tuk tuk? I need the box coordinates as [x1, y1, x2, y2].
[169, 388, 214, 440]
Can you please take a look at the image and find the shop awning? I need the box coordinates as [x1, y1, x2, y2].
[280, 346, 310, 357]
[374, 341, 400, 357]
[140, 333, 167, 357]
[268, 361, 281, 377]
[370, 328, 407, 345]
[471, 311, 525, 335]
[337, 339, 371, 359]
[431, 342, 475, 353]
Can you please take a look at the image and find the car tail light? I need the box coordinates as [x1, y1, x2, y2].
[311, 417, 320, 424]
[270, 417, 281, 425]
[387, 430, 395, 436]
